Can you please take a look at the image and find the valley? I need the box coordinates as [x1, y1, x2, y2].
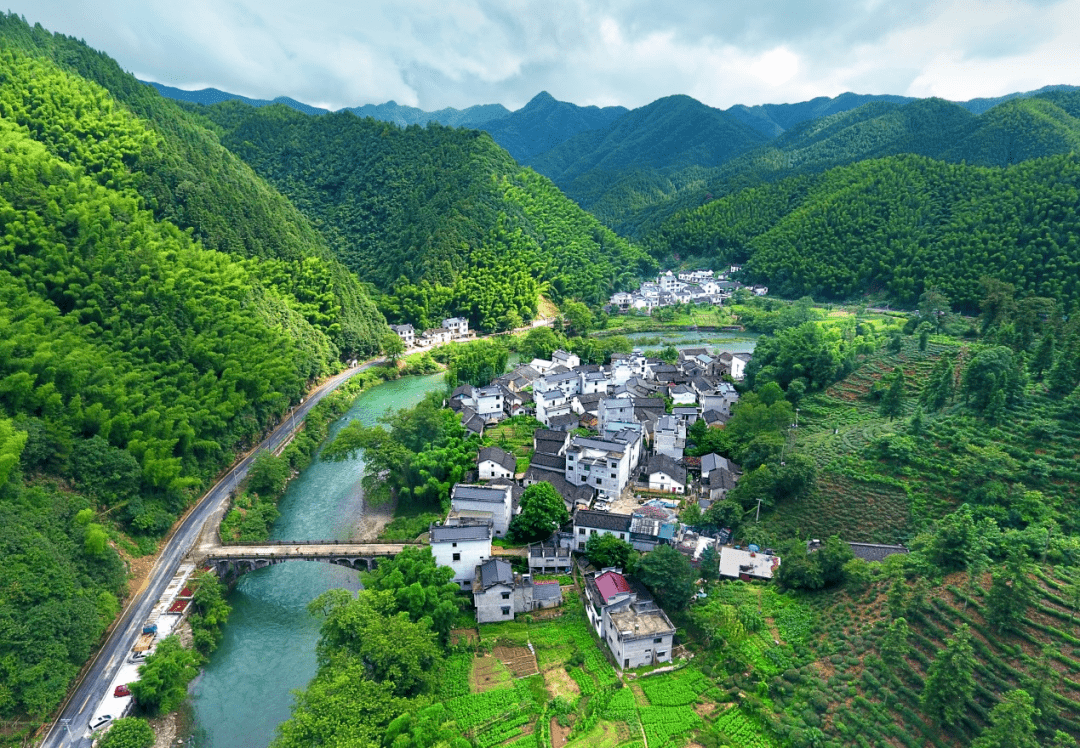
[1, 11, 1080, 748]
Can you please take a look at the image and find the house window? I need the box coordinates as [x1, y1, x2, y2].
[578, 528, 586, 535]
[452, 553, 461, 561]
[452, 542, 458, 548]
[595, 477, 602, 485]
[657, 651, 666, 658]
[501, 606, 511, 616]
[590, 529, 597, 536]
[654, 637, 663, 643]
[620, 533, 626, 540]
[578, 542, 586, 551]
[501, 592, 511, 600]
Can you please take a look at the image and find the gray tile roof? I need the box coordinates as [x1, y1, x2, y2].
[529, 452, 566, 471]
[848, 543, 909, 563]
[575, 509, 632, 533]
[532, 581, 563, 602]
[430, 523, 492, 542]
[453, 484, 510, 503]
[478, 558, 514, 589]
[647, 453, 687, 485]
[479, 446, 517, 473]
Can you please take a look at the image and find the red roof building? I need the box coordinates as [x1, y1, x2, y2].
[593, 571, 632, 605]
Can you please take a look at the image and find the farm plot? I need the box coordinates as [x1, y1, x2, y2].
[494, 644, 540, 677]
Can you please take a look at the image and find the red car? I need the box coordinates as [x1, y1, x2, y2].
[114, 684, 131, 698]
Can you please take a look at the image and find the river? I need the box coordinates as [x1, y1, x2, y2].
[189, 372, 446, 748]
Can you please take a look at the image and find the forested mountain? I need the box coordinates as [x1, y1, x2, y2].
[726, 91, 917, 138]
[0, 17, 390, 724]
[653, 152, 1080, 310]
[607, 90, 1080, 239]
[197, 101, 655, 331]
[145, 81, 331, 115]
[482, 91, 628, 163]
[344, 99, 511, 128]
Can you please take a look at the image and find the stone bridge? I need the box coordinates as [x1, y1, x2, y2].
[205, 541, 421, 580]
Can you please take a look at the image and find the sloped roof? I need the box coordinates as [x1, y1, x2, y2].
[594, 571, 632, 604]
[478, 558, 514, 589]
[529, 452, 566, 471]
[479, 446, 517, 473]
[453, 484, 510, 503]
[848, 543, 909, 563]
[647, 454, 687, 485]
[575, 509, 632, 533]
[532, 580, 563, 602]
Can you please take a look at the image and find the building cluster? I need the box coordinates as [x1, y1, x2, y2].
[390, 316, 472, 349]
[608, 267, 768, 313]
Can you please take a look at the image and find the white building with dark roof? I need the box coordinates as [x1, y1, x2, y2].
[478, 447, 517, 481]
[604, 598, 676, 670]
[572, 509, 633, 551]
[646, 453, 687, 494]
[442, 317, 469, 339]
[449, 484, 514, 536]
[430, 521, 493, 590]
[472, 558, 563, 623]
[390, 324, 415, 347]
[654, 414, 686, 460]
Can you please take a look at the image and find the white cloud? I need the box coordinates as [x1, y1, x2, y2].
[10, 0, 1080, 111]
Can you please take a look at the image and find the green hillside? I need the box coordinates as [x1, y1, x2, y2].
[0, 13, 386, 356]
[0, 22, 390, 730]
[651, 153, 1080, 311]
[196, 102, 655, 331]
[606, 91, 1080, 239]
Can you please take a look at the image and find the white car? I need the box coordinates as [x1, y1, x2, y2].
[87, 714, 112, 735]
[128, 650, 150, 665]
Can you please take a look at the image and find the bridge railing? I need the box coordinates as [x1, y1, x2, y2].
[219, 539, 424, 547]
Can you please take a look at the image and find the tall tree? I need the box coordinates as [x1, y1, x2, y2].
[508, 482, 570, 543]
[879, 367, 906, 420]
[635, 545, 696, 610]
[972, 689, 1040, 748]
[921, 625, 976, 725]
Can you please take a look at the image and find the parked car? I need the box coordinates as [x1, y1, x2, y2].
[89, 714, 112, 731]
[127, 650, 149, 665]
[114, 684, 131, 698]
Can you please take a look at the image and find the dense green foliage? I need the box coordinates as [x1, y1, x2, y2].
[187, 570, 231, 655]
[635, 544, 696, 611]
[0, 420, 125, 721]
[195, 101, 655, 330]
[96, 717, 155, 748]
[507, 482, 569, 543]
[321, 394, 477, 510]
[0, 15, 386, 355]
[128, 635, 200, 716]
[651, 152, 1080, 310]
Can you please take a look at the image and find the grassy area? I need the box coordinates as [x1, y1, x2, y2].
[482, 415, 541, 475]
[377, 501, 444, 541]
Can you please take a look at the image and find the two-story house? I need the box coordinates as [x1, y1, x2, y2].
[449, 483, 514, 536]
[646, 453, 687, 494]
[565, 434, 639, 501]
[473, 559, 563, 623]
[430, 521, 493, 590]
[390, 323, 415, 348]
[654, 415, 686, 460]
[571, 510, 633, 551]
[604, 599, 676, 670]
[442, 317, 469, 339]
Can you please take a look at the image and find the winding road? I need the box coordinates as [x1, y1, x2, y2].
[39, 359, 385, 748]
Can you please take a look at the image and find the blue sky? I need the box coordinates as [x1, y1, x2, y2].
[12, 0, 1080, 111]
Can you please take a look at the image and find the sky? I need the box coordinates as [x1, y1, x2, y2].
[12, 0, 1080, 112]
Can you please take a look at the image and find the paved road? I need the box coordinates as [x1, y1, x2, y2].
[39, 359, 385, 748]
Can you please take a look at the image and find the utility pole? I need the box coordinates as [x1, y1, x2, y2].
[755, 496, 764, 523]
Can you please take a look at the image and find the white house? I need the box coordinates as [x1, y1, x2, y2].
[473, 559, 563, 623]
[551, 349, 580, 369]
[442, 317, 469, 339]
[565, 431, 642, 501]
[449, 484, 514, 536]
[478, 446, 517, 480]
[474, 385, 504, 420]
[430, 521, 493, 590]
[646, 454, 686, 494]
[654, 414, 686, 460]
[390, 324, 415, 347]
[572, 510, 633, 551]
[603, 598, 676, 670]
[423, 327, 451, 346]
[718, 546, 781, 581]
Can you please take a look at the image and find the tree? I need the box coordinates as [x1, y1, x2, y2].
[129, 636, 200, 716]
[246, 450, 291, 496]
[921, 625, 975, 725]
[381, 332, 405, 363]
[508, 482, 569, 543]
[560, 300, 594, 337]
[97, 717, 155, 748]
[585, 533, 636, 572]
[921, 354, 955, 411]
[309, 589, 439, 697]
[189, 571, 231, 655]
[879, 368, 905, 420]
[635, 545, 696, 610]
[972, 689, 1039, 748]
[879, 617, 910, 666]
[699, 543, 720, 583]
[985, 552, 1032, 633]
[1032, 331, 1055, 380]
[962, 346, 1022, 413]
[918, 287, 951, 331]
